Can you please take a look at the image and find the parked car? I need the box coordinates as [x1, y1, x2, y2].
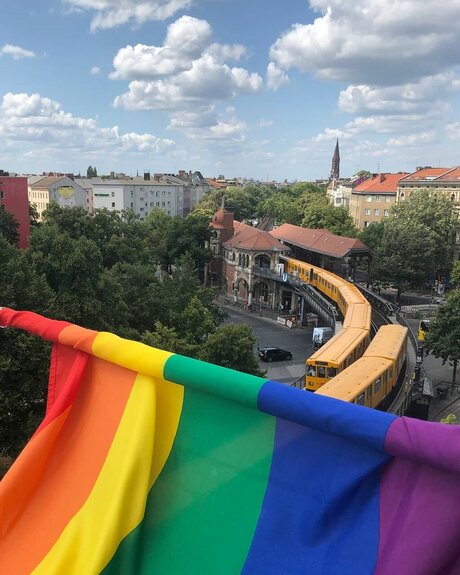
[258, 347, 292, 362]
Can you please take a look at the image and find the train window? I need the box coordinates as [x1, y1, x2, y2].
[357, 393, 365, 405]
[374, 378, 381, 393]
[327, 367, 337, 378]
[317, 366, 326, 378]
[389, 367, 393, 378]
[307, 366, 316, 377]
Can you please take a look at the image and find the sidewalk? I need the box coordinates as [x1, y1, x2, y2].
[403, 317, 458, 421]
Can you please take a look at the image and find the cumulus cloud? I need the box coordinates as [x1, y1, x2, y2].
[339, 74, 459, 116]
[111, 15, 262, 149]
[270, 0, 460, 85]
[266, 62, 289, 91]
[387, 132, 435, 146]
[62, 0, 191, 32]
[0, 92, 175, 158]
[0, 44, 36, 59]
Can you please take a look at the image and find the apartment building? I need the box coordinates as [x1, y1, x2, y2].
[91, 172, 210, 219]
[350, 173, 409, 230]
[397, 167, 460, 208]
[0, 172, 30, 248]
[28, 175, 86, 220]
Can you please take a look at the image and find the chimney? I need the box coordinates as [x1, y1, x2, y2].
[379, 173, 386, 183]
[144, 171, 150, 181]
[178, 170, 186, 177]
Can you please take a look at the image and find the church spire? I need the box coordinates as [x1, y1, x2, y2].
[330, 139, 340, 182]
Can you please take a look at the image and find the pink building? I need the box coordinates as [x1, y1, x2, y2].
[0, 174, 30, 248]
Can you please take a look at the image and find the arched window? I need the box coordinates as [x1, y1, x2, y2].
[238, 253, 241, 265]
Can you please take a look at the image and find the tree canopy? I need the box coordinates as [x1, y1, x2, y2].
[0, 206, 20, 246]
[368, 190, 458, 296]
[425, 290, 460, 387]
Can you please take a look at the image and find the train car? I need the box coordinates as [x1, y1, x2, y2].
[341, 302, 371, 330]
[316, 325, 408, 408]
[306, 327, 371, 391]
[337, 284, 368, 317]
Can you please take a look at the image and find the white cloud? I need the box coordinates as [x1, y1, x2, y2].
[0, 92, 175, 158]
[446, 122, 460, 140]
[258, 118, 273, 128]
[0, 44, 36, 59]
[62, 0, 191, 32]
[90, 66, 101, 75]
[266, 62, 289, 91]
[339, 74, 459, 116]
[270, 0, 460, 85]
[387, 132, 435, 146]
[112, 15, 263, 134]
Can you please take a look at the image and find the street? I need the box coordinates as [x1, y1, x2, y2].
[223, 306, 315, 384]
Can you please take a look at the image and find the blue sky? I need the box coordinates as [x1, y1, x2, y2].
[1, 0, 460, 181]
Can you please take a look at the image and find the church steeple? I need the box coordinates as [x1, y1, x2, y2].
[330, 139, 340, 182]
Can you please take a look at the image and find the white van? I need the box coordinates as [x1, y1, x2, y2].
[312, 327, 334, 349]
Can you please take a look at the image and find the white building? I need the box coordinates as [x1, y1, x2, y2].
[91, 172, 210, 219]
[92, 176, 182, 220]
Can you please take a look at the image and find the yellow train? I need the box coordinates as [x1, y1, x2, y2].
[281, 256, 372, 390]
[316, 325, 408, 408]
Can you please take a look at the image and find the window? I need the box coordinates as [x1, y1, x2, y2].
[384, 209, 389, 216]
[363, 221, 369, 228]
[366, 195, 372, 202]
[111, 202, 115, 208]
[327, 367, 337, 378]
[364, 208, 370, 215]
[385, 196, 391, 203]
[374, 378, 381, 393]
[0, 191, 3, 199]
[111, 192, 115, 197]
[131, 202, 133, 208]
[374, 208, 380, 216]
[357, 393, 365, 405]
[317, 366, 326, 378]
[375, 195, 380, 203]
[162, 202, 165, 207]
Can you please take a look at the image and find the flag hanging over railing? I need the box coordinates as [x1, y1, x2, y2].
[1, 308, 460, 575]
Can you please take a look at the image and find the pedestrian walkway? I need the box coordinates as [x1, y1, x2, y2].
[403, 317, 458, 422]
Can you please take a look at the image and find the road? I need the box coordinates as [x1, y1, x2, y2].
[223, 306, 315, 384]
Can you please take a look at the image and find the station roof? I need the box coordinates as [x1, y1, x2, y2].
[223, 221, 286, 252]
[270, 223, 369, 259]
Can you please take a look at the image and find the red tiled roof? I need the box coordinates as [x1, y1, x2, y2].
[223, 221, 286, 252]
[399, 168, 451, 182]
[434, 167, 460, 181]
[207, 178, 227, 189]
[270, 223, 369, 259]
[353, 173, 409, 194]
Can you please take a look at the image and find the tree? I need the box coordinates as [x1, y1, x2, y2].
[199, 324, 264, 376]
[29, 203, 41, 230]
[301, 199, 358, 237]
[0, 205, 19, 246]
[425, 290, 460, 389]
[358, 221, 385, 251]
[86, 165, 97, 177]
[371, 220, 437, 301]
[440, 414, 458, 424]
[390, 189, 457, 274]
[451, 261, 460, 288]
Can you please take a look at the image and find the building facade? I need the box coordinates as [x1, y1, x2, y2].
[397, 167, 460, 208]
[0, 173, 30, 248]
[350, 173, 409, 230]
[28, 176, 87, 220]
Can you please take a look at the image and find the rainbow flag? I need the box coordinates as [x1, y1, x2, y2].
[1, 308, 460, 574]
